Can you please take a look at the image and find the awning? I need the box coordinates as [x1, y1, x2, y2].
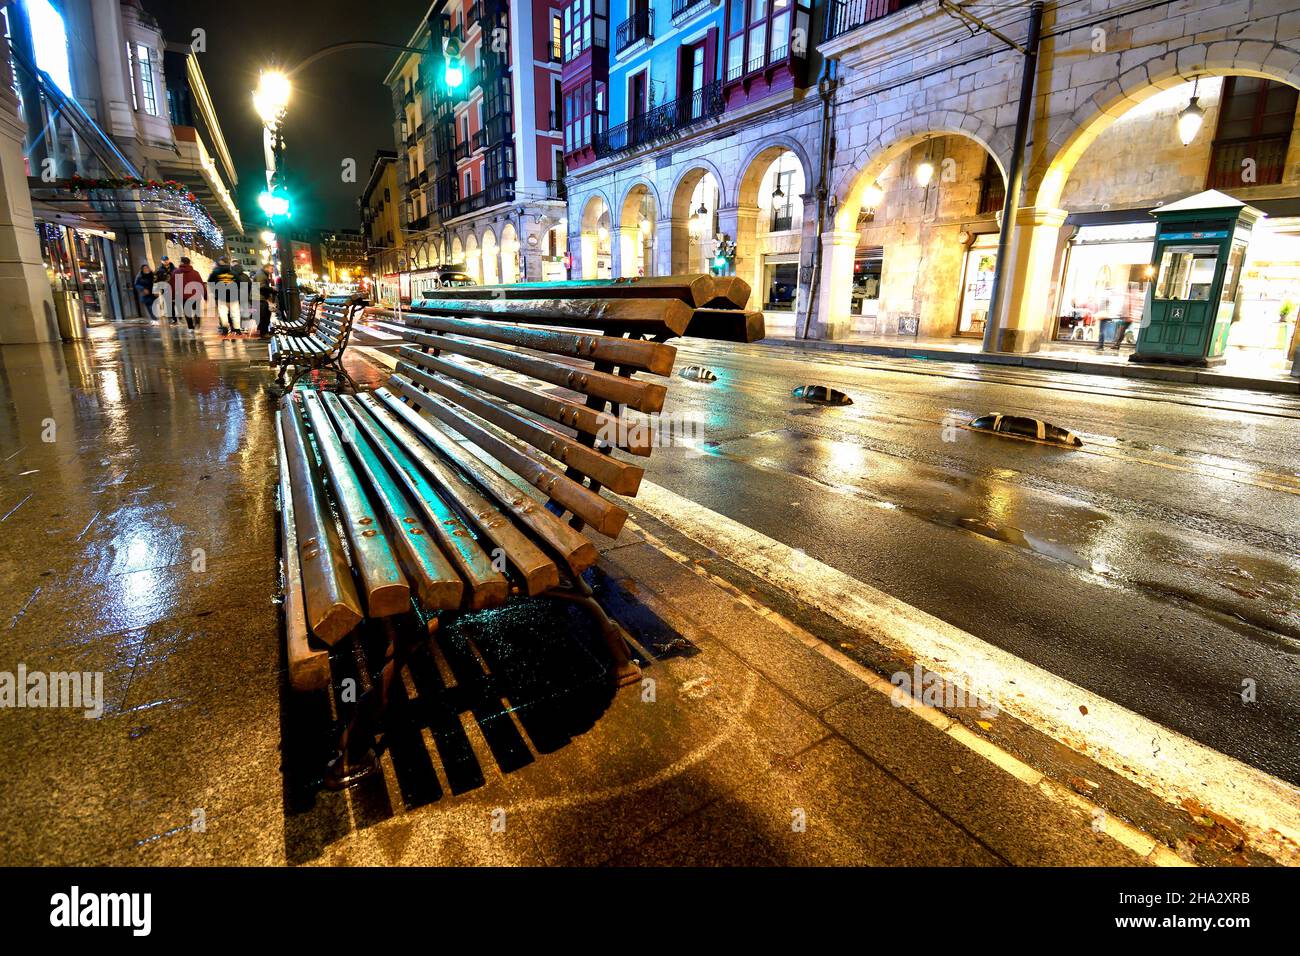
[29, 181, 225, 253]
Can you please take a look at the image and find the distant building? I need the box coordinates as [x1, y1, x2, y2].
[319, 228, 366, 283]
[384, 0, 568, 286]
[224, 233, 260, 267]
[360, 150, 403, 293]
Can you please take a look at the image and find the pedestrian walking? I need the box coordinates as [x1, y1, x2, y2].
[1096, 284, 1126, 351]
[208, 256, 242, 335]
[155, 256, 176, 321]
[133, 264, 158, 320]
[257, 264, 278, 338]
[230, 258, 252, 335]
[171, 256, 206, 330]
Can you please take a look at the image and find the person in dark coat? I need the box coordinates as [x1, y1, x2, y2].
[257, 265, 278, 338]
[133, 265, 158, 320]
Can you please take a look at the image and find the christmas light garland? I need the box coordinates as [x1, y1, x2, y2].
[56, 176, 225, 253]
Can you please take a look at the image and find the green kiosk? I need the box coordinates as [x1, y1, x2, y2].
[1132, 189, 1261, 367]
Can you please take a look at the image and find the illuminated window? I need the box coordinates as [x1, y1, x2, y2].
[136, 44, 157, 115]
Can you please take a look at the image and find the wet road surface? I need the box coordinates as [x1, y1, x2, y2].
[635, 340, 1300, 784]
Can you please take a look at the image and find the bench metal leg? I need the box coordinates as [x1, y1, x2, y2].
[324, 637, 381, 790]
[547, 575, 642, 687]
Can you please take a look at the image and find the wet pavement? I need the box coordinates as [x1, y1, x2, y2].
[632, 338, 1300, 784]
[0, 318, 1204, 865]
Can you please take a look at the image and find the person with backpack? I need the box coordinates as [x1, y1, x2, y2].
[208, 256, 241, 336]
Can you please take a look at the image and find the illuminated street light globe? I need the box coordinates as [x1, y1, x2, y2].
[254, 70, 291, 126]
[1177, 96, 1205, 146]
[915, 160, 935, 188]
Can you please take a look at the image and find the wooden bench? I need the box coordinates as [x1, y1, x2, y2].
[269, 294, 362, 392]
[275, 274, 754, 786]
[271, 293, 320, 336]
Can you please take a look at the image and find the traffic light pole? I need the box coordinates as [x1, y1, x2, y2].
[270, 125, 300, 324]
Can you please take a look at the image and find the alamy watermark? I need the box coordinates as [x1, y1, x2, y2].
[0, 663, 103, 718]
[595, 411, 705, 449]
[890, 663, 1001, 718]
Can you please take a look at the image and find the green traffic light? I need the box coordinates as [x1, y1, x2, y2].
[445, 62, 463, 89]
[259, 190, 290, 219]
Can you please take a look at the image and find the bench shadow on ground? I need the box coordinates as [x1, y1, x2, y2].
[277, 566, 699, 864]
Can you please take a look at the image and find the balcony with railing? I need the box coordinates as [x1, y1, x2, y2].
[824, 0, 923, 42]
[472, 128, 489, 151]
[770, 203, 794, 232]
[595, 80, 723, 157]
[548, 109, 562, 131]
[616, 7, 654, 54]
[1207, 134, 1290, 189]
[439, 181, 516, 221]
[452, 139, 471, 162]
[547, 179, 567, 200]
[671, 0, 708, 19]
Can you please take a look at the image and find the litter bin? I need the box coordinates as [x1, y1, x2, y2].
[53, 289, 88, 341]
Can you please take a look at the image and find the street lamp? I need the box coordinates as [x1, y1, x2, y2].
[254, 68, 299, 323]
[253, 70, 291, 126]
[915, 158, 935, 188]
[1177, 76, 1205, 147]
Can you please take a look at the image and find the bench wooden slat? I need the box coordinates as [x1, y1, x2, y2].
[683, 308, 767, 344]
[299, 391, 411, 617]
[343, 392, 509, 609]
[275, 414, 331, 691]
[394, 345, 652, 457]
[387, 312, 676, 375]
[366, 390, 600, 574]
[408, 295, 693, 337]
[352, 397, 561, 597]
[280, 398, 364, 644]
[388, 373, 628, 538]
[412, 274, 749, 310]
[399, 335, 666, 414]
[396, 357, 644, 495]
[320, 392, 465, 610]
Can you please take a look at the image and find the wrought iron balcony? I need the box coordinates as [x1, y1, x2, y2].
[547, 179, 567, 200]
[595, 80, 722, 157]
[824, 0, 923, 42]
[616, 7, 654, 54]
[671, 0, 707, 17]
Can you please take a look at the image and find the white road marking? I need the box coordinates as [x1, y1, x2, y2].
[631, 478, 1300, 862]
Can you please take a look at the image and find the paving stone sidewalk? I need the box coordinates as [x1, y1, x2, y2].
[0, 321, 1153, 865]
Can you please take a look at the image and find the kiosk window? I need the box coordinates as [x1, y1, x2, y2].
[1154, 246, 1219, 301]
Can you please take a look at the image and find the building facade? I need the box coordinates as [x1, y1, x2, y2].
[359, 150, 404, 294]
[319, 228, 367, 283]
[0, 0, 239, 344]
[813, 0, 1300, 373]
[561, 0, 823, 334]
[383, 0, 569, 298]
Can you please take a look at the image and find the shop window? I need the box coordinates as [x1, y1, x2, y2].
[1207, 77, 1298, 189]
[763, 260, 798, 310]
[851, 253, 881, 315]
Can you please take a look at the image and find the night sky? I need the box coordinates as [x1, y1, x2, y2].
[144, 0, 432, 234]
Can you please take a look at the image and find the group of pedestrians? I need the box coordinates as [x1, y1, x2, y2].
[132, 255, 279, 337]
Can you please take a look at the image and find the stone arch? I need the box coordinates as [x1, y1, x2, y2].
[669, 159, 728, 217]
[500, 221, 520, 284]
[1033, 50, 1300, 210]
[463, 231, 481, 283]
[450, 233, 464, 266]
[833, 112, 1009, 231]
[579, 192, 613, 279]
[481, 227, 500, 285]
[618, 181, 659, 278]
[736, 135, 814, 208]
[670, 165, 724, 275]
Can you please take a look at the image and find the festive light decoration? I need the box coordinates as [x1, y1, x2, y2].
[55, 176, 224, 251]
